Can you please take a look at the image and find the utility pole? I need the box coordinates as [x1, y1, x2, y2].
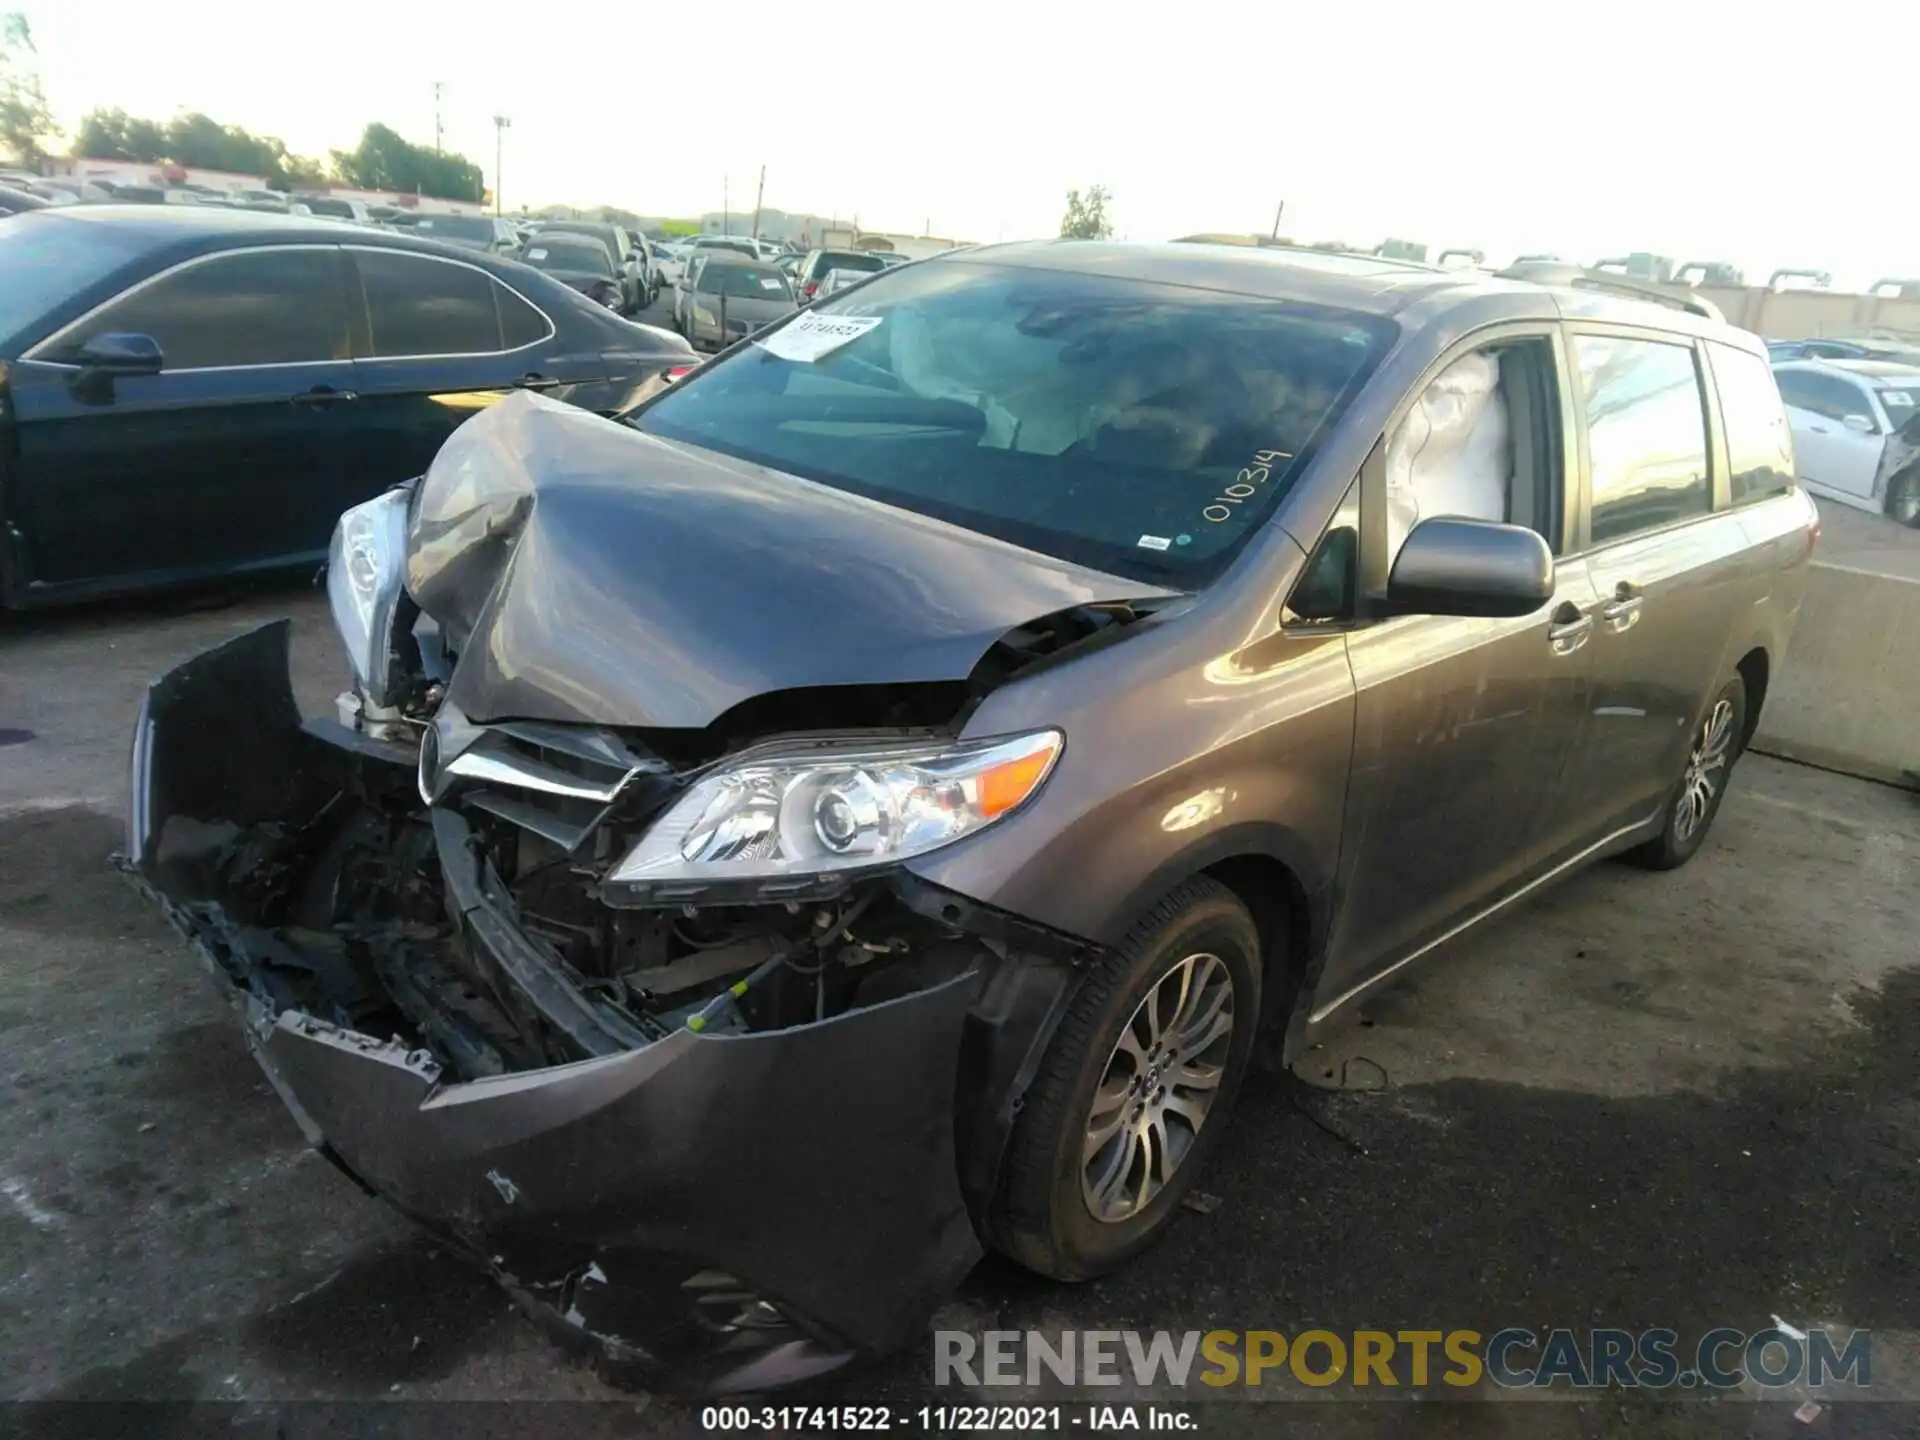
[433, 82, 445, 152]
[722, 174, 729, 235]
[492, 115, 510, 216]
[1270, 198, 1285, 242]
[751, 164, 765, 240]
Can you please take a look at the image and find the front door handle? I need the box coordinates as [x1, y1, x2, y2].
[516, 373, 562, 391]
[290, 385, 357, 406]
[1808, 424, 1830, 434]
[1548, 602, 1593, 656]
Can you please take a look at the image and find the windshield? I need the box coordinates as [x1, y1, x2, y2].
[522, 238, 613, 276]
[0, 214, 152, 350]
[417, 215, 494, 240]
[703, 265, 792, 300]
[637, 259, 1394, 582]
[1880, 387, 1920, 427]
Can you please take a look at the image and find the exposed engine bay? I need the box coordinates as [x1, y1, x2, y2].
[212, 772, 1009, 1084]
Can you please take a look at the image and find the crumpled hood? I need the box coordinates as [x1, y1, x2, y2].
[406, 391, 1175, 730]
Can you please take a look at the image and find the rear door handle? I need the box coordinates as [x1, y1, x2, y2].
[290, 385, 357, 406]
[516, 373, 562, 391]
[1601, 596, 1645, 631]
[1600, 580, 1644, 632]
[1808, 424, 1830, 434]
[1548, 603, 1593, 656]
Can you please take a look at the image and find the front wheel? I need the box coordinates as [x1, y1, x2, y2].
[989, 877, 1261, 1281]
[1886, 466, 1920, 528]
[1629, 673, 1746, 870]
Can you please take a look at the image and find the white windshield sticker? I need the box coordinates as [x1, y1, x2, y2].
[754, 312, 882, 362]
[760, 277, 785, 291]
[527, 247, 548, 260]
[1883, 391, 1914, 407]
[1137, 534, 1172, 551]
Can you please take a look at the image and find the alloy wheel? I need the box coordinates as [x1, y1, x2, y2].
[1081, 951, 1236, 1223]
[1675, 698, 1735, 842]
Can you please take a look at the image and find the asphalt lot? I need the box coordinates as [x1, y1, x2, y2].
[2, 484, 1918, 1437]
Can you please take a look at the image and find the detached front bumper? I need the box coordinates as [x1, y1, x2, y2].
[122, 622, 986, 1392]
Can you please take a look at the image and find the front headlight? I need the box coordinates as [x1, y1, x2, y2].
[325, 488, 411, 706]
[607, 730, 1062, 890]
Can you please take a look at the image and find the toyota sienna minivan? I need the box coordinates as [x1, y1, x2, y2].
[124, 241, 1816, 1391]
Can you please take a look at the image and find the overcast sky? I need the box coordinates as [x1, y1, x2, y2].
[19, 0, 1917, 286]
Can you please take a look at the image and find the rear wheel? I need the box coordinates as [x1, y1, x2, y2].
[1629, 673, 1746, 870]
[990, 877, 1261, 1281]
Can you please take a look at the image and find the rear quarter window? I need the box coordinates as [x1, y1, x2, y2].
[1708, 344, 1796, 503]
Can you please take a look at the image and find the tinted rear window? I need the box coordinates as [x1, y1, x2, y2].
[704, 265, 791, 299]
[0, 215, 153, 349]
[1709, 343, 1796, 503]
[813, 251, 884, 277]
[357, 249, 507, 356]
[547, 225, 621, 263]
[523, 238, 612, 275]
[639, 260, 1394, 583]
[416, 215, 495, 241]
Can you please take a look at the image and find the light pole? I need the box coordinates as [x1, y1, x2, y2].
[492, 115, 510, 216]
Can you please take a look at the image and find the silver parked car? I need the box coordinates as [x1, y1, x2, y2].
[679, 255, 796, 350]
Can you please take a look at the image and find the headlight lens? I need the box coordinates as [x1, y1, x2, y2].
[607, 730, 1062, 887]
[325, 488, 411, 706]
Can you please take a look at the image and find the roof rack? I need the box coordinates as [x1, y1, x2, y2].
[1494, 261, 1724, 322]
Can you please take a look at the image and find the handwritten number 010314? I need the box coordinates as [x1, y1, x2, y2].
[1203, 450, 1291, 524]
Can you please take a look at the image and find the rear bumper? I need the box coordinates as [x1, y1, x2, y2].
[122, 622, 986, 1391]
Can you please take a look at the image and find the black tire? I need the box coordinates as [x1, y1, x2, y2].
[1628, 673, 1746, 870]
[1887, 466, 1920, 529]
[989, 877, 1262, 1281]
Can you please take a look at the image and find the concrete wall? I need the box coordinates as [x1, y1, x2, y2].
[1659, 283, 1920, 341]
[1751, 562, 1920, 789]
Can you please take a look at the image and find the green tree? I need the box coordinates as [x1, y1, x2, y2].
[0, 13, 56, 165]
[75, 107, 167, 161]
[1059, 184, 1113, 240]
[75, 106, 326, 191]
[331, 122, 483, 202]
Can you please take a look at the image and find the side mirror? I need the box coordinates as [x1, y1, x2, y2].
[76, 332, 164, 377]
[1842, 413, 1878, 434]
[1386, 517, 1554, 619]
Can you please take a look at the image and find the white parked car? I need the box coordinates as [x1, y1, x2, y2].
[1772, 359, 1920, 525]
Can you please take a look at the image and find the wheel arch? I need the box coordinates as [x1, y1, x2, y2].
[1735, 644, 1770, 750]
[1091, 824, 1327, 1055]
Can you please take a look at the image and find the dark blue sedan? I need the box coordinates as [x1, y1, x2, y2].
[0, 206, 693, 608]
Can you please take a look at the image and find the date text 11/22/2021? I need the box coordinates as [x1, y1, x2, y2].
[700, 1405, 1199, 1432]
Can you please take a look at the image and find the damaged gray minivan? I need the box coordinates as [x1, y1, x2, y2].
[124, 242, 1817, 1391]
